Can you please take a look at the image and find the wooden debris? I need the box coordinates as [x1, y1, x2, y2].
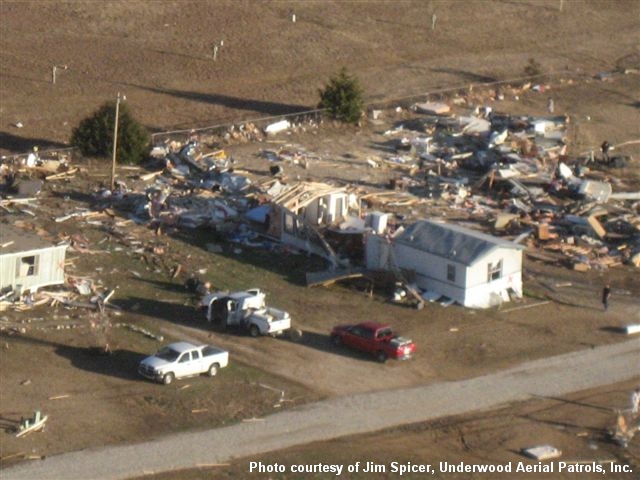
[171, 264, 182, 279]
[140, 170, 164, 181]
[0, 452, 27, 462]
[500, 301, 550, 313]
[191, 408, 208, 413]
[45, 168, 78, 181]
[48, 394, 70, 400]
[587, 214, 607, 239]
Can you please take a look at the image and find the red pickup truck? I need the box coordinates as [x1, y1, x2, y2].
[330, 321, 416, 363]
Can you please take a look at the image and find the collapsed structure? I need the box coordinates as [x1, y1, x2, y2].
[1, 80, 639, 310]
[0, 224, 68, 295]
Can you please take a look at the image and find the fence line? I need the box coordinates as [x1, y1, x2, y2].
[3, 71, 584, 158]
[150, 71, 575, 146]
[1, 146, 79, 165]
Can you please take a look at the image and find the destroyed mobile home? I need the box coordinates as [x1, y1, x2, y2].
[1, 91, 639, 315]
[0, 224, 68, 297]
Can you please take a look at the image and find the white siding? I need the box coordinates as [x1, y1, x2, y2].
[394, 243, 468, 304]
[463, 248, 523, 308]
[0, 245, 67, 293]
[383, 242, 522, 309]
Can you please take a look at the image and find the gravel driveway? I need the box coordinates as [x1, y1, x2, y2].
[5, 338, 639, 480]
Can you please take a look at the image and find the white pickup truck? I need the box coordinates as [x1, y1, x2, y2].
[201, 289, 301, 340]
[138, 341, 229, 385]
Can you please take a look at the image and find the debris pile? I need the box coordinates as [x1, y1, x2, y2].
[1, 82, 638, 313]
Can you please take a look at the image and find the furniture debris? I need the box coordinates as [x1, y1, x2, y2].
[611, 411, 640, 448]
[624, 324, 640, 335]
[15, 411, 48, 438]
[522, 445, 562, 460]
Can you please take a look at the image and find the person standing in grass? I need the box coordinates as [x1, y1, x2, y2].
[602, 284, 611, 311]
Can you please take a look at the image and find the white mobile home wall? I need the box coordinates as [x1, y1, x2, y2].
[0, 245, 67, 293]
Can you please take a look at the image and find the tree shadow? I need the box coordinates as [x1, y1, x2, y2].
[48, 187, 97, 204]
[114, 296, 203, 326]
[55, 345, 146, 381]
[148, 48, 212, 62]
[0, 131, 68, 153]
[131, 277, 191, 295]
[430, 68, 498, 84]
[497, 0, 561, 13]
[0, 332, 145, 382]
[170, 227, 326, 286]
[600, 326, 629, 335]
[0, 72, 51, 85]
[132, 84, 311, 117]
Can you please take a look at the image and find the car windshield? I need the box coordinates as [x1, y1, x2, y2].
[155, 347, 180, 361]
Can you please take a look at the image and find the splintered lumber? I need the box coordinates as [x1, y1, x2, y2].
[0, 452, 27, 462]
[587, 214, 606, 239]
[500, 301, 550, 313]
[48, 394, 70, 400]
[140, 170, 164, 181]
[45, 168, 78, 181]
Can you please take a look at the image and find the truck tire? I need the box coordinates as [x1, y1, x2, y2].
[249, 324, 260, 338]
[163, 372, 175, 385]
[375, 351, 388, 363]
[207, 363, 220, 377]
[331, 335, 342, 347]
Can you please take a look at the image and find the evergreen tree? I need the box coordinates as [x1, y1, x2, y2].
[71, 101, 149, 164]
[318, 68, 364, 124]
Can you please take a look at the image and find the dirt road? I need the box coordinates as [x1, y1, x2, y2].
[4, 339, 639, 480]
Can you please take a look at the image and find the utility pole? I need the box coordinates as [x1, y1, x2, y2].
[52, 64, 67, 84]
[212, 40, 224, 61]
[110, 92, 124, 191]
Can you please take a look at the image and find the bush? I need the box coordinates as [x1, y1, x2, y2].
[318, 67, 364, 124]
[71, 101, 150, 164]
[523, 58, 543, 77]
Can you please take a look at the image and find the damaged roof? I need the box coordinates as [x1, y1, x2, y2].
[395, 220, 525, 266]
[0, 224, 63, 255]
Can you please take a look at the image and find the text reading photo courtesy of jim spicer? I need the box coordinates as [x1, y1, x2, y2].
[249, 461, 634, 476]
